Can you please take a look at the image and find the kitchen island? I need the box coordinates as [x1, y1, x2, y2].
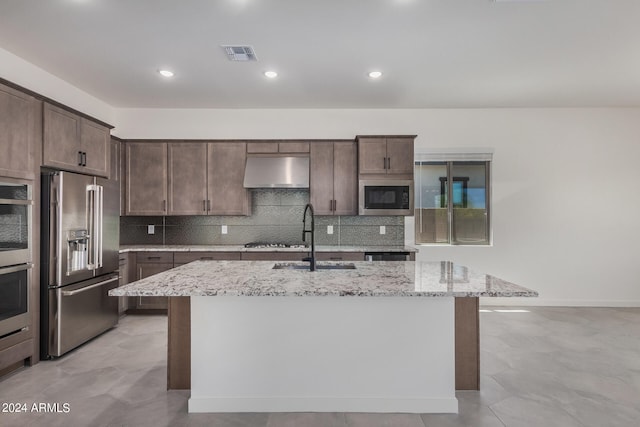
[110, 260, 537, 413]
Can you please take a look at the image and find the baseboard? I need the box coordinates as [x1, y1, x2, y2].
[188, 396, 459, 414]
[480, 297, 640, 307]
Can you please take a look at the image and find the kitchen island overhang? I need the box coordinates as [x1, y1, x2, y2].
[110, 260, 537, 414]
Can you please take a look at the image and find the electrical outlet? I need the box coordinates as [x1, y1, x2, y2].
[147, 225, 155, 235]
[221, 225, 228, 234]
[379, 225, 386, 235]
[327, 225, 333, 235]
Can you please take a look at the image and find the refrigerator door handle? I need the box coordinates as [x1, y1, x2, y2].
[86, 184, 101, 270]
[86, 184, 95, 269]
[96, 185, 104, 268]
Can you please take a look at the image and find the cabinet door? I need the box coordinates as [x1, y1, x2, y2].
[246, 142, 278, 153]
[310, 142, 335, 215]
[79, 118, 110, 177]
[135, 263, 172, 310]
[207, 142, 250, 215]
[332, 141, 358, 215]
[0, 83, 37, 180]
[386, 137, 414, 175]
[126, 142, 168, 215]
[118, 139, 126, 216]
[110, 139, 120, 183]
[168, 143, 208, 215]
[278, 142, 309, 153]
[43, 103, 82, 172]
[118, 253, 129, 315]
[109, 139, 122, 216]
[358, 137, 387, 174]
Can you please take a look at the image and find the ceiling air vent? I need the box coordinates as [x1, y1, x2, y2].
[222, 45, 257, 61]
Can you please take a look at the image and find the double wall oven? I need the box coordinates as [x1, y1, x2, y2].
[0, 179, 33, 340]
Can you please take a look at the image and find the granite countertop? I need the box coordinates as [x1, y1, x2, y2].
[110, 260, 538, 298]
[119, 244, 417, 253]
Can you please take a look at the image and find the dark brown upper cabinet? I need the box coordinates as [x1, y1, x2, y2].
[168, 143, 208, 215]
[207, 142, 250, 215]
[124, 141, 250, 216]
[0, 83, 38, 180]
[310, 141, 357, 215]
[247, 141, 310, 154]
[125, 142, 168, 216]
[357, 136, 415, 177]
[43, 102, 110, 177]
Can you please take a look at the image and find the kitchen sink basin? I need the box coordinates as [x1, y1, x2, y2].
[272, 263, 356, 271]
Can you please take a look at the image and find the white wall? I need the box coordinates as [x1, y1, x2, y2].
[0, 47, 114, 124]
[115, 107, 640, 307]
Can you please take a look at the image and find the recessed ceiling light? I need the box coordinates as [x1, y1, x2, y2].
[264, 71, 278, 78]
[158, 69, 174, 78]
[368, 71, 383, 79]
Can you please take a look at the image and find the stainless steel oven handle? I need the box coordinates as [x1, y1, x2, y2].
[60, 275, 118, 297]
[0, 263, 33, 274]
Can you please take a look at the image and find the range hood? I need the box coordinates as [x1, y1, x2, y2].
[243, 156, 309, 188]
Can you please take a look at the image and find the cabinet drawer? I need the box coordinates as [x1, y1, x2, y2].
[241, 252, 307, 261]
[174, 252, 241, 264]
[316, 252, 363, 261]
[136, 252, 173, 264]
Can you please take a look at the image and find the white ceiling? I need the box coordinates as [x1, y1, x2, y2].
[1, 0, 639, 109]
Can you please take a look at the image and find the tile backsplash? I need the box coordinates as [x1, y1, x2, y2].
[120, 189, 404, 246]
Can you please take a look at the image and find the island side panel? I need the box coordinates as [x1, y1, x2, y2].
[168, 296, 191, 390]
[455, 297, 480, 390]
[189, 296, 457, 413]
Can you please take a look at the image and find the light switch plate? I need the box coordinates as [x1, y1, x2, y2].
[379, 225, 386, 235]
[221, 225, 228, 234]
[327, 225, 333, 235]
[147, 225, 155, 234]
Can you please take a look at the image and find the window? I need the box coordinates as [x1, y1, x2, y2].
[415, 154, 491, 245]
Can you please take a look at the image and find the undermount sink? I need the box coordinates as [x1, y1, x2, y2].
[272, 263, 356, 271]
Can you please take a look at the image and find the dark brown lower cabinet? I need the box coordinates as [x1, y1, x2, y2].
[129, 252, 174, 312]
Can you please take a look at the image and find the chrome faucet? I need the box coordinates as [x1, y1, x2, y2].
[302, 203, 316, 271]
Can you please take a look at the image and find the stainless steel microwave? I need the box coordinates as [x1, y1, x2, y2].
[359, 180, 414, 215]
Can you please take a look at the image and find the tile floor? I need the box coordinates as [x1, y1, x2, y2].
[0, 307, 639, 426]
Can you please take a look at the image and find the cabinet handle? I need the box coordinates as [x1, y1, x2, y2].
[207, 200, 211, 211]
[82, 152, 87, 167]
[203, 200, 207, 212]
[333, 200, 337, 211]
[387, 157, 390, 170]
[383, 157, 386, 169]
[78, 151, 83, 166]
[329, 200, 333, 211]
[163, 200, 167, 212]
[146, 256, 161, 260]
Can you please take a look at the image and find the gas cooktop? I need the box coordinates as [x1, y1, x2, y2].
[244, 242, 308, 249]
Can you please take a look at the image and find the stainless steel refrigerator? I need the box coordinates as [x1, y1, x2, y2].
[40, 170, 119, 358]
